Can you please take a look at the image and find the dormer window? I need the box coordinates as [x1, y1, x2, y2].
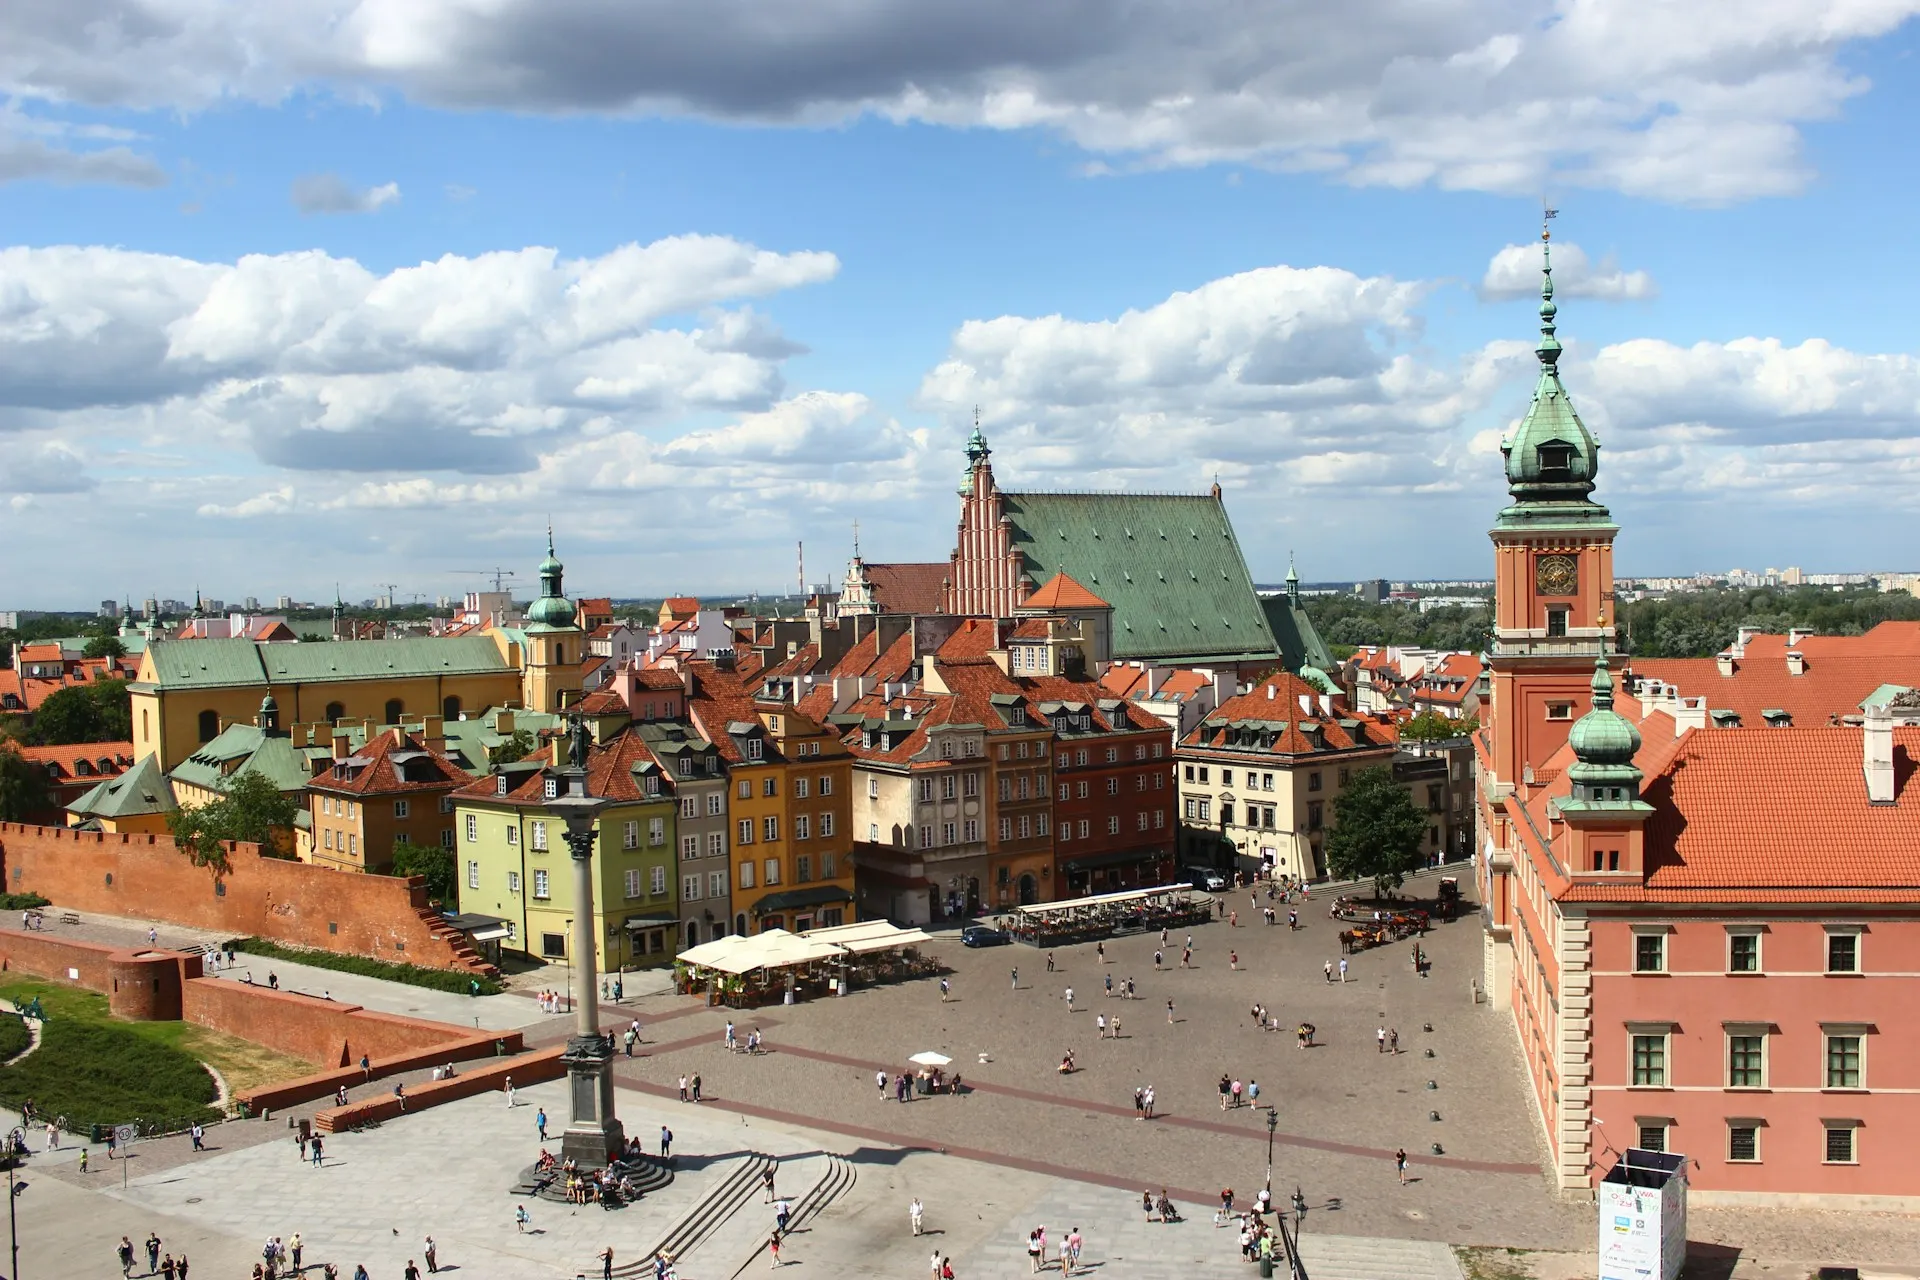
[543, 776, 559, 800]
[1538, 442, 1574, 480]
[746, 738, 764, 761]
[496, 775, 510, 796]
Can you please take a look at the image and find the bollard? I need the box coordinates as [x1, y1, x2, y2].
[1426, 1080, 1437, 1090]
[1431, 1142, 1444, 1155]
[1424, 1048, 1435, 1058]
[1429, 1110, 1441, 1122]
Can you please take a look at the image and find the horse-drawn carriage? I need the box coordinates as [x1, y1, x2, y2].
[1332, 897, 1430, 952]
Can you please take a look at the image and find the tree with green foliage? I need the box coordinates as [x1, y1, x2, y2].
[1619, 585, 1920, 658]
[29, 679, 132, 745]
[0, 747, 52, 822]
[492, 728, 538, 765]
[1401, 711, 1478, 742]
[1323, 765, 1428, 899]
[391, 838, 456, 906]
[167, 768, 301, 874]
[82, 634, 126, 660]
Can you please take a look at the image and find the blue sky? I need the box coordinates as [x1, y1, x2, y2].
[4, 2, 1920, 607]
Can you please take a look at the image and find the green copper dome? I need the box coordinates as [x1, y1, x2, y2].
[1568, 659, 1640, 770]
[526, 529, 577, 630]
[1501, 235, 1601, 505]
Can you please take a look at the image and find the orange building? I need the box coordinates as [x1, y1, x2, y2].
[1477, 237, 1920, 1209]
[308, 728, 472, 876]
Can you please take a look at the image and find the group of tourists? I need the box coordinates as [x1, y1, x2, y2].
[116, 1234, 185, 1279]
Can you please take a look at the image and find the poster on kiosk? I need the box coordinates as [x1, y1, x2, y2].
[1598, 1148, 1688, 1280]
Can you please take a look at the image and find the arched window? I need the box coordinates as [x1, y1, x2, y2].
[442, 695, 462, 722]
[684, 920, 700, 948]
[384, 699, 404, 724]
[554, 643, 566, 666]
[197, 709, 219, 743]
[324, 702, 345, 725]
[734, 913, 747, 938]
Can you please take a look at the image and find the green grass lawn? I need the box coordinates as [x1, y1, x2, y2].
[0, 975, 222, 1134]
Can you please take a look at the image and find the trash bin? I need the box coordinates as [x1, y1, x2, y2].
[1259, 1258, 1273, 1278]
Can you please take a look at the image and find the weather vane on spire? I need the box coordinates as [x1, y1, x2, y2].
[1543, 205, 1557, 241]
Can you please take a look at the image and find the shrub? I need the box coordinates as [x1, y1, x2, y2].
[230, 938, 501, 996]
[0, 893, 51, 911]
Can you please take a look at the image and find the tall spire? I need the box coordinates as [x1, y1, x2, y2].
[1536, 210, 1561, 371]
[1286, 552, 1299, 604]
[1499, 209, 1601, 511]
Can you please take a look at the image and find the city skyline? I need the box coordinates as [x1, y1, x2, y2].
[5, 5, 1920, 604]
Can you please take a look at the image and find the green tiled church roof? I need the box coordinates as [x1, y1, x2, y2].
[1000, 490, 1280, 663]
[68, 753, 175, 820]
[136, 635, 512, 691]
[1262, 595, 1335, 675]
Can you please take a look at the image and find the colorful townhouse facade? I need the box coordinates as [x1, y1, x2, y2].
[307, 727, 471, 876]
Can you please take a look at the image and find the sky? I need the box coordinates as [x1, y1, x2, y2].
[5, 1, 1920, 609]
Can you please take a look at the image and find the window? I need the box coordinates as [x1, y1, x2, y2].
[532, 869, 550, 900]
[739, 861, 755, 889]
[1630, 1033, 1668, 1087]
[1059, 823, 1072, 843]
[1220, 801, 1235, 826]
[1076, 780, 1089, 799]
[1135, 775, 1147, 792]
[392, 798, 410, 819]
[940, 739, 953, 759]
[1824, 1032, 1864, 1089]
[1196, 799, 1211, 822]
[1308, 772, 1322, 792]
[1105, 747, 1118, 763]
[439, 795, 454, 814]
[532, 819, 558, 853]
[349, 834, 357, 856]
[384, 698, 404, 723]
[324, 830, 333, 851]
[963, 772, 979, 797]
[1636, 1123, 1667, 1153]
[1107, 815, 1120, 835]
[794, 815, 811, 840]
[324, 701, 345, 725]
[708, 870, 727, 898]
[1306, 802, 1322, 830]
[508, 871, 521, 895]
[1059, 753, 1070, 770]
[540, 931, 564, 958]
[648, 818, 665, 846]
[623, 820, 640, 850]
[1000, 818, 1013, 841]
[1546, 702, 1573, 721]
[1634, 932, 1667, 974]
[999, 777, 1012, 802]
[1036, 814, 1049, 836]
[941, 775, 957, 800]
[1077, 820, 1090, 839]
[795, 777, 809, 799]
[738, 780, 752, 799]
[918, 825, 933, 848]
[624, 869, 641, 899]
[651, 865, 667, 895]
[963, 819, 979, 842]
[763, 816, 779, 841]
[464, 814, 477, 842]
[683, 874, 701, 901]
[505, 825, 518, 847]
[1059, 784, 1070, 802]
[543, 776, 560, 800]
[746, 738, 764, 761]
[1728, 932, 1761, 973]
[763, 858, 780, 886]
[1727, 1124, 1760, 1163]
[1824, 1124, 1858, 1164]
[737, 818, 754, 845]
[1726, 1034, 1766, 1089]
[1545, 608, 1568, 638]
[680, 797, 697, 818]
[707, 793, 724, 816]
[466, 860, 479, 889]
[708, 832, 725, 857]
[1076, 750, 1088, 766]
[822, 852, 836, 878]
[918, 778, 935, 803]
[941, 822, 956, 846]
[819, 776, 833, 796]
[814, 809, 831, 837]
[682, 835, 699, 858]
[795, 855, 811, 882]
[1827, 929, 1860, 973]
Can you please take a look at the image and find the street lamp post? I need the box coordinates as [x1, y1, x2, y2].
[546, 721, 626, 1170]
[1265, 1110, 1277, 1192]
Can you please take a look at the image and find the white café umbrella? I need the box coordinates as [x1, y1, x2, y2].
[907, 1051, 953, 1067]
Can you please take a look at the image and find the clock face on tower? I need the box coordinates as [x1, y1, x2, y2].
[1536, 554, 1578, 596]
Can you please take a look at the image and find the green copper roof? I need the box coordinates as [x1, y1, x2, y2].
[1567, 659, 1642, 786]
[1496, 235, 1612, 533]
[67, 753, 175, 820]
[1261, 594, 1335, 676]
[1001, 490, 1279, 663]
[169, 723, 314, 794]
[526, 530, 577, 631]
[140, 636, 512, 691]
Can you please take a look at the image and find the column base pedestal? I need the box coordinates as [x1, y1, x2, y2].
[559, 1035, 625, 1171]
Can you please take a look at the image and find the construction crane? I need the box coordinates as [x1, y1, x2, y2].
[453, 569, 519, 592]
[377, 583, 400, 609]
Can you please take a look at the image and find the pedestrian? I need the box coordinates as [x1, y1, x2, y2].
[1153, 949, 1163, 970]
[1064, 985, 1074, 1011]
[1323, 960, 1333, 983]
[1111, 1016, 1121, 1038]
[1026, 1229, 1042, 1273]
[1095, 1012, 1107, 1038]
[360, 1052, 371, 1081]
[1064, 1226, 1083, 1277]
[1229, 949, 1238, 971]
[161, 1255, 177, 1280]
[727, 1020, 737, 1051]
[1143, 1085, 1155, 1118]
[537, 1107, 548, 1141]
[356, 1267, 372, 1280]
[1010, 967, 1018, 990]
[1166, 998, 1175, 1024]
[190, 1122, 204, 1151]
[768, 1231, 783, 1268]
[118, 1236, 135, 1277]
[1339, 957, 1348, 982]
[506, 1075, 516, 1107]
[404, 1260, 420, 1280]
[775, 1197, 791, 1233]
[1389, 1027, 1399, 1054]
[931, 1249, 944, 1279]
[625, 1028, 636, 1056]
[1396, 1148, 1409, 1185]
[516, 1204, 531, 1233]
[691, 1072, 702, 1102]
[44, 1119, 57, 1151]
[336, 1084, 348, 1107]
[1160, 927, 1168, 946]
[910, 1196, 925, 1235]
[268, 971, 279, 990]
[683, 1074, 693, 1102]
[1230, 910, 1238, 928]
[1142, 1190, 1154, 1222]
[1377, 1026, 1387, 1053]
[1288, 909, 1298, 930]
[147, 1232, 163, 1273]
[1096, 941, 1106, 963]
[1132, 1086, 1144, 1117]
[660, 1125, 673, 1159]
[425, 1235, 438, 1272]
[763, 1166, 777, 1203]
[177, 1254, 189, 1280]
[394, 1081, 407, 1111]
[291, 1233, 303, 1272]
[875, 1070, 886, 1099]
[1181, 946, 1192, 968]
[1126, 976, 1136, 999]
[1249, 1079, 1260, 1107]
[79, 1147, 88, 1174]
[939, 977, 950, 1002]
[600, 1246, 614, 1280]
[1103, 973, 1112, 997]
[1045, 951, 1056, 973]
[297, 1128, 309, 1161]
[1232, 1078, 1244, 1108]
[148, 925, 157, 946]
[311, 1134, 324, 1166]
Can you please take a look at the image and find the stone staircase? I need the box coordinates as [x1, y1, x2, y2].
[605, 1151, 777, 1278]
[413, 906, 501, 978]
[1295, 1232, 1466, 1280]
[725, 1153, 855, 1278]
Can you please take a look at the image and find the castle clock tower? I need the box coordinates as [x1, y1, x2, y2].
[1486, 227, 1621, 793]
[523, 530, 585, 713]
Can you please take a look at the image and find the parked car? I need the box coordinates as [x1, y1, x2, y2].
[960, 925, 1012, 948]
[1180, 866, 1229, 891]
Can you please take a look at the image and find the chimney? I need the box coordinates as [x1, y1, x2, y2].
[332, 732, 352, 761]
[1318, 694, 1332, 717]
[1789, 627, 1815, 646]
[1716, 652, 1736, 677]
[1785, 650, 1805, 677]
[495, 710, 515, 735]
[1145, 664, 1164, 696]
[1864, 705, 1895, 804]
[422, 713, 444, 741]
[1266, 685, 1276, 701]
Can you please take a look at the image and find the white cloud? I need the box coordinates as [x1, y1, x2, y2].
[290, 172, 401, 214]
[3, 2, 1915, 202]
[0, 441, 95, 493]
[198, 485, 296, 517]
[1481, 241, 1657, 301]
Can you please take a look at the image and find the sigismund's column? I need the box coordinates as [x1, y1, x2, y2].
[548, 744, 625, 1169]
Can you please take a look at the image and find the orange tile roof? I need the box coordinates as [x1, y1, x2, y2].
[863, 563, 949, 615]
[575, 689, 626, 715]
[1628, 624, 1920, 729]
[17, 644, 63, 662]
[936, 619, 1000, 660]
[1020, 572, 1109, 610]
[314, 728, 473, 796]
[1184, 671, 1393, 754]
[1097, 666, 1147, 698]
[17, 741, 135, 779]
[662, 597, 701, 615]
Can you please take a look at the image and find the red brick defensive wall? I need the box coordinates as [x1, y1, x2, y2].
[0, 822, 490, 973]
